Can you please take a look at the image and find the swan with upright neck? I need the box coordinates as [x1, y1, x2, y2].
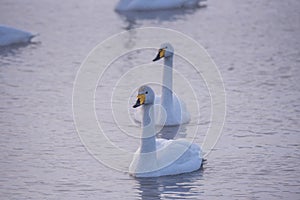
[134, 43, 191, 126]
[130, 85, 202, 177]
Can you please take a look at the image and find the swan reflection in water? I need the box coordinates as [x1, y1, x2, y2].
[135, 169, 204, 200]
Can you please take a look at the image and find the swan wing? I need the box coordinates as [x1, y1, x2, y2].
[156, 139, 202, 176]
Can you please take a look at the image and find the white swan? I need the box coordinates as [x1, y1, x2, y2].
[0, 25, 36, 47]
[115, 0, 204, 11]
[130, 85, 202, 177]
[135, 43, 191, 126]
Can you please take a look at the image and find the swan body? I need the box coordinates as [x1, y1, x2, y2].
[134, 43, 191, 126]
[130, 86, 202, 177]
[135, 95, 190, 126]
[115, 0, 203, 11]
[0, 25, 36, 47]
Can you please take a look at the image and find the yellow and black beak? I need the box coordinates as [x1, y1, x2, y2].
[152, 48, 165, 62]
[133, 94, 146, 108]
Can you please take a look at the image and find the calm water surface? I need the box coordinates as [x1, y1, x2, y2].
[0, 0, 300, 199]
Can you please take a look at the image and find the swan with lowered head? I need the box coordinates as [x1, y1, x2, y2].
[130, 85, 202, 177]
[135, 43, 191, 126]
[115, 0, 204, 11]
[0, 25, 36, 47]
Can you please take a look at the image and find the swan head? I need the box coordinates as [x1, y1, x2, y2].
[133, 85, 155, 108]
[152, 42, 174, 61]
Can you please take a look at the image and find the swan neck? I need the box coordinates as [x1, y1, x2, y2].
[162, 56, 173, 112]
[141, 104, 156, 153]
[163, 56, 173, 89]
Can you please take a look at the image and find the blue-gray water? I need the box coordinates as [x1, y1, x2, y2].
[1, 0, 300, 199]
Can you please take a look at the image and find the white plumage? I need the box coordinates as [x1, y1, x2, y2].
[0, 25, 36, 46]
[134, 43, 191, 126]
[130, 85, 202, 177]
